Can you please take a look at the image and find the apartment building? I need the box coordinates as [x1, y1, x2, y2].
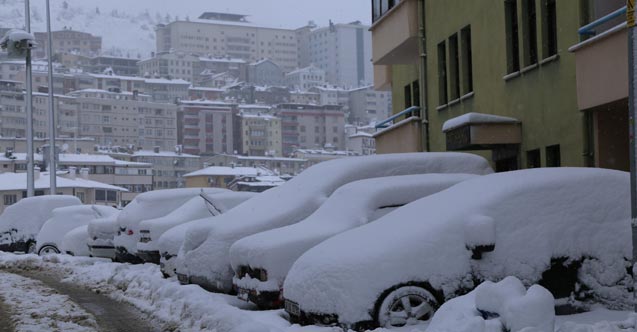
[246, 59, 285, 86]
[138, 51, 199, 82]
[82, 55, 140, 76]
[202, 154, 307, 175]
[285, 65, 326, 90]
[155, 12, 299, 72]
[196, 56, 247, 83]
[69, 89, 178, 151]
[33, 29, 102, 59]
[308, 21, 373, 87]
[277, 104, 345, 156]
[178, 100, 236, 155]
[237, 112, 283, 157]
[128, 148, 201, 189]
[347, 85, 392, 125]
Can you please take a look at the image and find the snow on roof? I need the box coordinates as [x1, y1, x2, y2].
[89, 73, 145, 81]
[442, 112, 520, 132]
[198, 57, 246, 64]
[185, 166, 273, 178]
[69, 89, 151, 97]
[144, 78, 191, 85]
[238, 104, 272, 110]
[0, 172, 127, 192]
[294, 149, 358, 156]
[348, 132, 374, 138]
[240, 113, 278, 120]
[0, 153, 150, 167]
[236, 155, 306, 162]
[132, 150, 199, 158]
[179, 99, 235, 107]
[189, 86, 225, 92]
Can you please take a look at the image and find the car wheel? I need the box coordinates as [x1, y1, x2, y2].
[38, 245, 60, 256]
[376, 286, 438, 328]
[26, 242, 37, 254]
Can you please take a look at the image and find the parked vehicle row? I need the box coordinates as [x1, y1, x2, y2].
[0, 153, 630, 331]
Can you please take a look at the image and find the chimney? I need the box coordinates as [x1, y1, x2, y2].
[34, 166, 40, 181]
[153, 146, 160, 154]
[68, 166, 77, 180]
[79, 168, 89, 180]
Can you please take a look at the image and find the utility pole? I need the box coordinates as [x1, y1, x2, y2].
[24, 0, 35, 197]
[45, 0, 57, 194]
[628, 0, 637, 312]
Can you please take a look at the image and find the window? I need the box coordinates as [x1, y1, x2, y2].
[437, 41, 448, 105]
[522, 0, 538, 66]
[95, 190, 106, 201]
[404, 84, 412, 108]
[527, 149, 541, 168]
[76, 192, 85, 203]
[541, 0, 557, 58]
[107, 190, 117, 202]
[460, 25, 473, 94]
[3, 195, 16, 206]
[448, 33, 460, 100]
[412, 80, 420, 107]
[546, 145, 561, 167]
[504, 0, 520, 73]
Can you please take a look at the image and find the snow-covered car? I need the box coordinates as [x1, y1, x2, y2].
[137, 191, 256, 264]
[282, 168, 632, 330]
[61, 225, 91, 256]
[230, 173, 477, 309]
[159, 218, 210, 278]
[36, 205, 119, 255]
[177, 152, 493, 293]
[87, 212, 121, 260]
[112, 188, 228, 263]
[0, 195, 82, 253]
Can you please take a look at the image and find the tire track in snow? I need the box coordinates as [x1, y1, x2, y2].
[12, 270, 159, 332]
[0, 272, 98, 332]
[0, 297, 15, 332]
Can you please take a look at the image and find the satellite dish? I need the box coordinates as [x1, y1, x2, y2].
[62, 143, 69, 152]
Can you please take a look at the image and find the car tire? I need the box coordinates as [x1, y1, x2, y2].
[376, 285, 438, 328]
[26, 242, 37, 254]
[38, 245, 60, 256]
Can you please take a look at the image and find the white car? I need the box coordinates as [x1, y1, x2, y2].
[0, 195, 82, 253]
[177, 153, 493, 293]
[136, 191, 256, 264]
[230, 174, 477, 309]
[112, 188, 228, 263]
[61, 225, 91, 257]
[282, 168, 632, 330]
[87, 211, 121, 260]
[36, 205, 118, 255]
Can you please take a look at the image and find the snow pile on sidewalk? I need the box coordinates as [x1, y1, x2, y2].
[427, 277, 555, 332]
[0, 271, 98, 332]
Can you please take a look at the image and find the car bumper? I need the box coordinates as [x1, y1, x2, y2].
[188, 274, 233, 294]
[137, 250, 160, 264]
[114, 247, 144, 264]
[237, 286, 282, 309]
[0, 241, 27, 253]
[176, 272, 190, 285]
[284, 299, 374, 331]
[88, 245, 116, 259]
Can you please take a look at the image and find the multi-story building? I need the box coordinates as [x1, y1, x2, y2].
[82, 55, 140, 76]
[347, 85, 392, 125]
[289, 90, 320, 105]
[178, 100, 236, 155]
[138, 51, 199, 82]
[238, 112, 283, 157]
[285, 65, 326, 90]
[246, 59, 285, 86]
[308, 21, 373, 87]
[347, 132, 376, 156]
[277, 103, 345, 156]
[196, 56, 247, 83]
[69, 89, 178, 151]
[143, 78, 191, 103]
[155, 12, 299, 72]
[33, 29, 102, 59]
[371, 0, 610, 172]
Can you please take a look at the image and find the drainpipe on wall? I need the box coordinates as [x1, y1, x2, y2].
[419, 0, 430, 152]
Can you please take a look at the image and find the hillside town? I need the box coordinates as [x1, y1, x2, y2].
[0, 1, 635, 332]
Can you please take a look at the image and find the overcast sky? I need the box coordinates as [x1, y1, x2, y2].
[87, 0, 372, 28]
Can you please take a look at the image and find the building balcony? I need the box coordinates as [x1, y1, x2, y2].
[370, 0, 420, 66]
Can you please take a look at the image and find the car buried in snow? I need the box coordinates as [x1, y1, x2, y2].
[0, 196, 82, 253]
[137, 190, 255, 265]
[229, 173, 477, 309]
[282, 168, 632, 331]
[176, 152, 493, 293]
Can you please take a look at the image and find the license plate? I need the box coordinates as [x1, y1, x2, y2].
[177, 273, 189, 284]
[285, 300, 300, 317]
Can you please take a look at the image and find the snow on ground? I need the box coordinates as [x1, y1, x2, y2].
[0, 271, 98, 332]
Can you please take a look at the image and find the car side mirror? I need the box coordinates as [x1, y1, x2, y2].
[464, 215, 496, 260]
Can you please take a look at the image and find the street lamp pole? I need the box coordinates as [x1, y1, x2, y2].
[627, 0, 637, 312]
[24, 0, 35, 197]
[45, 0, 57, 194]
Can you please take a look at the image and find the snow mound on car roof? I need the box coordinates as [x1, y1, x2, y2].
[229, 173, 477, 291]
[283, 168, 631, 324]
[428, 277, 555, 332]
[0, 196, 81, 245]
[182, 153, 494, 291]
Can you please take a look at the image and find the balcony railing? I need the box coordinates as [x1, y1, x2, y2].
[375, 106, 421, 129]
[578, 6, 626, 36]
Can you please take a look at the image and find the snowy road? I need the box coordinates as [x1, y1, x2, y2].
[0, 296, 15, 332]
[0, 269, 157, 332]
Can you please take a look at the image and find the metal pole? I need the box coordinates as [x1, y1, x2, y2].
[24, 0, 34, 197]
[45, 0, 56, 194]
[627, 0, 637, 312]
